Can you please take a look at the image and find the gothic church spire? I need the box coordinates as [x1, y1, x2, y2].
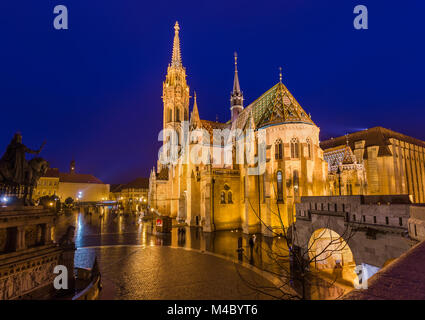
[171, 21, 182, 67]
[231, 52, 243, 122]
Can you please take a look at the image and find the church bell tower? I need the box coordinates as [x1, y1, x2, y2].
[161, 21, 190, 165]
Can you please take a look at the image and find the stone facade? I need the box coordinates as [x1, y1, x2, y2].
[110, 177, 149, 212]
[0, 206, 75, 300]
[148, 22, 328, 235]
[408, 204, 425, 241]
[321, 127, 425, 203]
[34, 161, 110, 202]
[295, 195, 416, 268]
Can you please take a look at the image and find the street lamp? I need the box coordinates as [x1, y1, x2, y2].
[336, 166, 342, 196]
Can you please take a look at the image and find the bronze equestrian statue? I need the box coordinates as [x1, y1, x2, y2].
[0, 132, 48, 205]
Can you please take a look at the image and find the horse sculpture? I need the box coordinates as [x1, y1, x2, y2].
[0, 133, 48, 206]
[22, 158, 49, 205]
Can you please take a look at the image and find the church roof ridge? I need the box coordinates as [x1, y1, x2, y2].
[235, 81, 314, 130]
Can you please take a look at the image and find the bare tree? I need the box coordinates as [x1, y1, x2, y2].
[235, 182, 357, 300]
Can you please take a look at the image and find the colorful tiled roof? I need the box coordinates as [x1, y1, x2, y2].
[236, 82, 314, 130]
[324, 145, 357, 170]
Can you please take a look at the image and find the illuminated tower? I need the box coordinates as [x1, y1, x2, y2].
[230, 52, 243, 122]
[162, 21, 190, 162]
[70, 160, 76, 174]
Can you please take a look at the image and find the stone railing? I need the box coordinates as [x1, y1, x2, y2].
[72, 269, 102, 300]
[0, 206, 76, 300]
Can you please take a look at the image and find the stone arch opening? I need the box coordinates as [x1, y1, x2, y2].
[308, 228, 357, 285]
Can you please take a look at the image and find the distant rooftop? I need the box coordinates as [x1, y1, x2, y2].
[43, 168, 104, 184]
[110, 177, 149, 193]
[321, 127, 425, 153]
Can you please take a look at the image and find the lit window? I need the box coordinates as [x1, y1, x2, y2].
[228, 191, 233, 204]
[306, 138, 312, 158]
[277, 171, 283, 202]
[291, 138, 299, 158]
[220, 191, 226, 204]
[275, 139, 283, 160]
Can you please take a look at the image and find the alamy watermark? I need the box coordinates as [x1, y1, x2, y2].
[157, 122, 266, 175]
[354, 5, 368, 30]
[53, 265, 68, 290]
[53, 5, 68, 30]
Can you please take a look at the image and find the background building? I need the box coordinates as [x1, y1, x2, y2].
[321, 127, 425, 203]
[34, 160, 110, 202]
[110, 177, 149, 212]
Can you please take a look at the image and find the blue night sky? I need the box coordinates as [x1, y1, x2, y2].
[1, 1, 424, 184]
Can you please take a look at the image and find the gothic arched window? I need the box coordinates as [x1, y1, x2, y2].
[275, 139, 283, 160]
[346, 183, 353, 195]
[291, 138, 299, 158]
[220, 191, 226, 204]
[228, 191, 233, 204]
[276, 171, 284, 202]
[306, 138, 312, 158]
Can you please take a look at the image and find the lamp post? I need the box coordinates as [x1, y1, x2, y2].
[336, 166, 342, 196]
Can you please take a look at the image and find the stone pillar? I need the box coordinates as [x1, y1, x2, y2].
[16, 226, 26, 251]
[43, 223, 52, 245]
[202, 182, 213, 232]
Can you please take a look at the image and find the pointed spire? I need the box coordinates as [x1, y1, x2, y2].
[190, 91, 200, 126]
[171, 21, 182, 67]
[232, 52, 241, 93]
[230, 52, 243, 116]
[279, 66, 282, 83]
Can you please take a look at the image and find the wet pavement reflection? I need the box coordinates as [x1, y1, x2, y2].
[53, 208, 346, 300]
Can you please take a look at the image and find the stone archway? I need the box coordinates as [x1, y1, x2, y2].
[308, 228, 357, 285]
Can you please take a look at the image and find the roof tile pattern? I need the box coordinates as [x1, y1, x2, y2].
[235, 82, 314, 130]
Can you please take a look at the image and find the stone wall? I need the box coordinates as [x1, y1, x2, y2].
[0, 206, 75, 300]
[295, 195, 414, 268]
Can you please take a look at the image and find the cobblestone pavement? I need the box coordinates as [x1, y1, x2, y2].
[76, 246, 276, 300]
[54, 210, 343, 299]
